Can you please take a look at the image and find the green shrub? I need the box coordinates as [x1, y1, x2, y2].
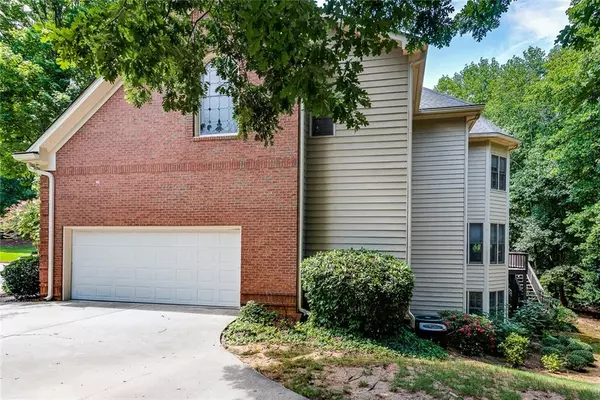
[0, 199, 40, 247]
[501, 333, 530, 367]
[492, 319, 529, 344]
[541, 346, 560, 356]
[570, 349, 595, 365]
[566, 340, 593, 352]
[511, 301, 577, 336]
[541, 354, 564, 372]
[565, 352, 590, 371]
[541, 335, 595, 371]
[0, 255, 39, 299]
[301, 249, 414, 338]
[542, 335, 560, 347]
[440, 311, 497, 356]
[238, 301, 278, 325]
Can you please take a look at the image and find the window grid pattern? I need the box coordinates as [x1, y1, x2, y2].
[489, 290, 505, 318]
[468, 292, 483, 314]
[199, 66, 237, 135]
[490, 224, 506, 264]
[491, 155, 507, 190]
[468, 223, 483, 264]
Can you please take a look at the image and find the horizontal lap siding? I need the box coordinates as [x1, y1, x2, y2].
[304, 50, 409, 258]
[489, 265, 507, 290]
[411, 119, 467, 313]
[468, 144, 486, 221]
[467, 265, 484, 290]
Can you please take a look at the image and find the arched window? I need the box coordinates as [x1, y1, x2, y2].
[196, 65, 238, 136]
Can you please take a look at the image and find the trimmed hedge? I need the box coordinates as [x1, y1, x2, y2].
[1, 255, 39, 299]
[301, 249, 414, 338]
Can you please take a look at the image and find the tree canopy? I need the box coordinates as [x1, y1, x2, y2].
[435, 0, 600, 308]
[45, 0, 511, 145]
[0, 0, 93, 179]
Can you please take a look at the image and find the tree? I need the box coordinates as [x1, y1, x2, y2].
[0, 1, 92, 179]
[0, 198, 40, 247]
[45, 0, 512, 146]
[0, 177, 37, 214]
[434, 44, 600, 308]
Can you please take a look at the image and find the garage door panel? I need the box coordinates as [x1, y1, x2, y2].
[71, 229, 241, 307]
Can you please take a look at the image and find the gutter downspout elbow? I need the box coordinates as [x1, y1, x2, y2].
[27, 165, 55, 301]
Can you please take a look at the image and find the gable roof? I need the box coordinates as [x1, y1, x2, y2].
[419, 87, 472, 110]
[12, 78, 123, 170]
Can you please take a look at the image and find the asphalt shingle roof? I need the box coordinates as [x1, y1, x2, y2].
[419, 87, 472, 110]
[470, 116, 507, 135]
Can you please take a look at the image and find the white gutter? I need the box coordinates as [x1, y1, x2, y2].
[27, 165, 55, 301]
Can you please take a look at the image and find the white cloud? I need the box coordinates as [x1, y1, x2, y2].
[506, 0, 570, 42]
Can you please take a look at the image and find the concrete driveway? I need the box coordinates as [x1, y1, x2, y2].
[0, 301, 304, 400]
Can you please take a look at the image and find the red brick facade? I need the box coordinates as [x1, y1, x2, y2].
[38, 86, 300, 310]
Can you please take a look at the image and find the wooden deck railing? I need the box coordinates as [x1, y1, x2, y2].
[508, 251, 528, 275]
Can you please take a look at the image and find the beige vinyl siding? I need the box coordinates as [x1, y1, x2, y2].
[410, 118, 467, 313]
[467, 265, 484, 290]
[304, 49, 409, 258]
[490, 144, 509, 223]
[489, 265, 507, 291]
[467, 144, 486, 221]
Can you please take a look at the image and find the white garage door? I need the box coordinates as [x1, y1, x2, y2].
[71, 228, 241, 307]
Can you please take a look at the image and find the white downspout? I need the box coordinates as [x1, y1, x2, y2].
[27, 165, 55, 301]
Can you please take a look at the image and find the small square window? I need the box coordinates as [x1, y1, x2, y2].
[468, 292, 483, 314]
[311, 116, 334, 137]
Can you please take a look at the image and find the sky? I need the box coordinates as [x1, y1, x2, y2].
[423, 0, 571, 88]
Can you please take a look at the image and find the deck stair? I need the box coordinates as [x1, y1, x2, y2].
[508, 252, 544, 309]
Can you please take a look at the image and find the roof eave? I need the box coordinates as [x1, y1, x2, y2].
[413, 104, 484, 120]
[469, 132, 521, 150]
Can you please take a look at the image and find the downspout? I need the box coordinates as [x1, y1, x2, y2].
[27, 165, 55, 301]
[407, 55, 426, 328]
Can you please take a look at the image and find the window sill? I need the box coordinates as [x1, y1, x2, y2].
[192, 133, 239, 142]
[490, 188, 507, 193]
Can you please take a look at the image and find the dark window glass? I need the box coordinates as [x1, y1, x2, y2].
[498, 224, 506, 264]
[469, 223, 483, 264]
[490, 223, 498, 264]
[491, 155, 507, 191]
[469, 292, 483, 314]
[311, 117, 334, 137]
[490, 224, 506, 264]
[491, 155, 499, 189]
[499, 157, 507, 190]
[489, 291, 497, 317]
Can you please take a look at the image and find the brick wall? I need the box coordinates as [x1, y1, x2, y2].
[38, 86, 299, 310]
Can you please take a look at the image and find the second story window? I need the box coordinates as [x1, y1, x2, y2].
[468, 223, 483, 264]
[491, 155, 507, 190]
[311, 116, 335, 137]
[197, 65, 237, 136]
[490, 223, 506, 264]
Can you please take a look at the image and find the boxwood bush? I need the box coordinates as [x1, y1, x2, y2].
[541, 334, 596, 371]
[301, 248, 414, 338]
[1, 255, 39, 299]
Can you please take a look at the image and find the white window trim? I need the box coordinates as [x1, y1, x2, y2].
[309, 115, 336, 138]
[490, 154, 507, 192]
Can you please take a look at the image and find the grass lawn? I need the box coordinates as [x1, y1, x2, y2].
[0, 244, 36, 263]
[223, 318, 600, 400]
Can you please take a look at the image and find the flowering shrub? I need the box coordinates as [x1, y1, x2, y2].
[440, 311, 497, 356]
[0, 199, 40, 247]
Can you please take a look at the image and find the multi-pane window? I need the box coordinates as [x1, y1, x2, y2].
[490, 224, 506, 264]
[197, 65, 237, 136]
[468, 223, 483, 264]
[311, 116, 335, 137]
[489, 290, 505, 318]
[468, 292, 483, 314]
[491, 155, 507, 190]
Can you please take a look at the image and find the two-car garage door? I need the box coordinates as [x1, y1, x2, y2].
[70, 228, 241, 307]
